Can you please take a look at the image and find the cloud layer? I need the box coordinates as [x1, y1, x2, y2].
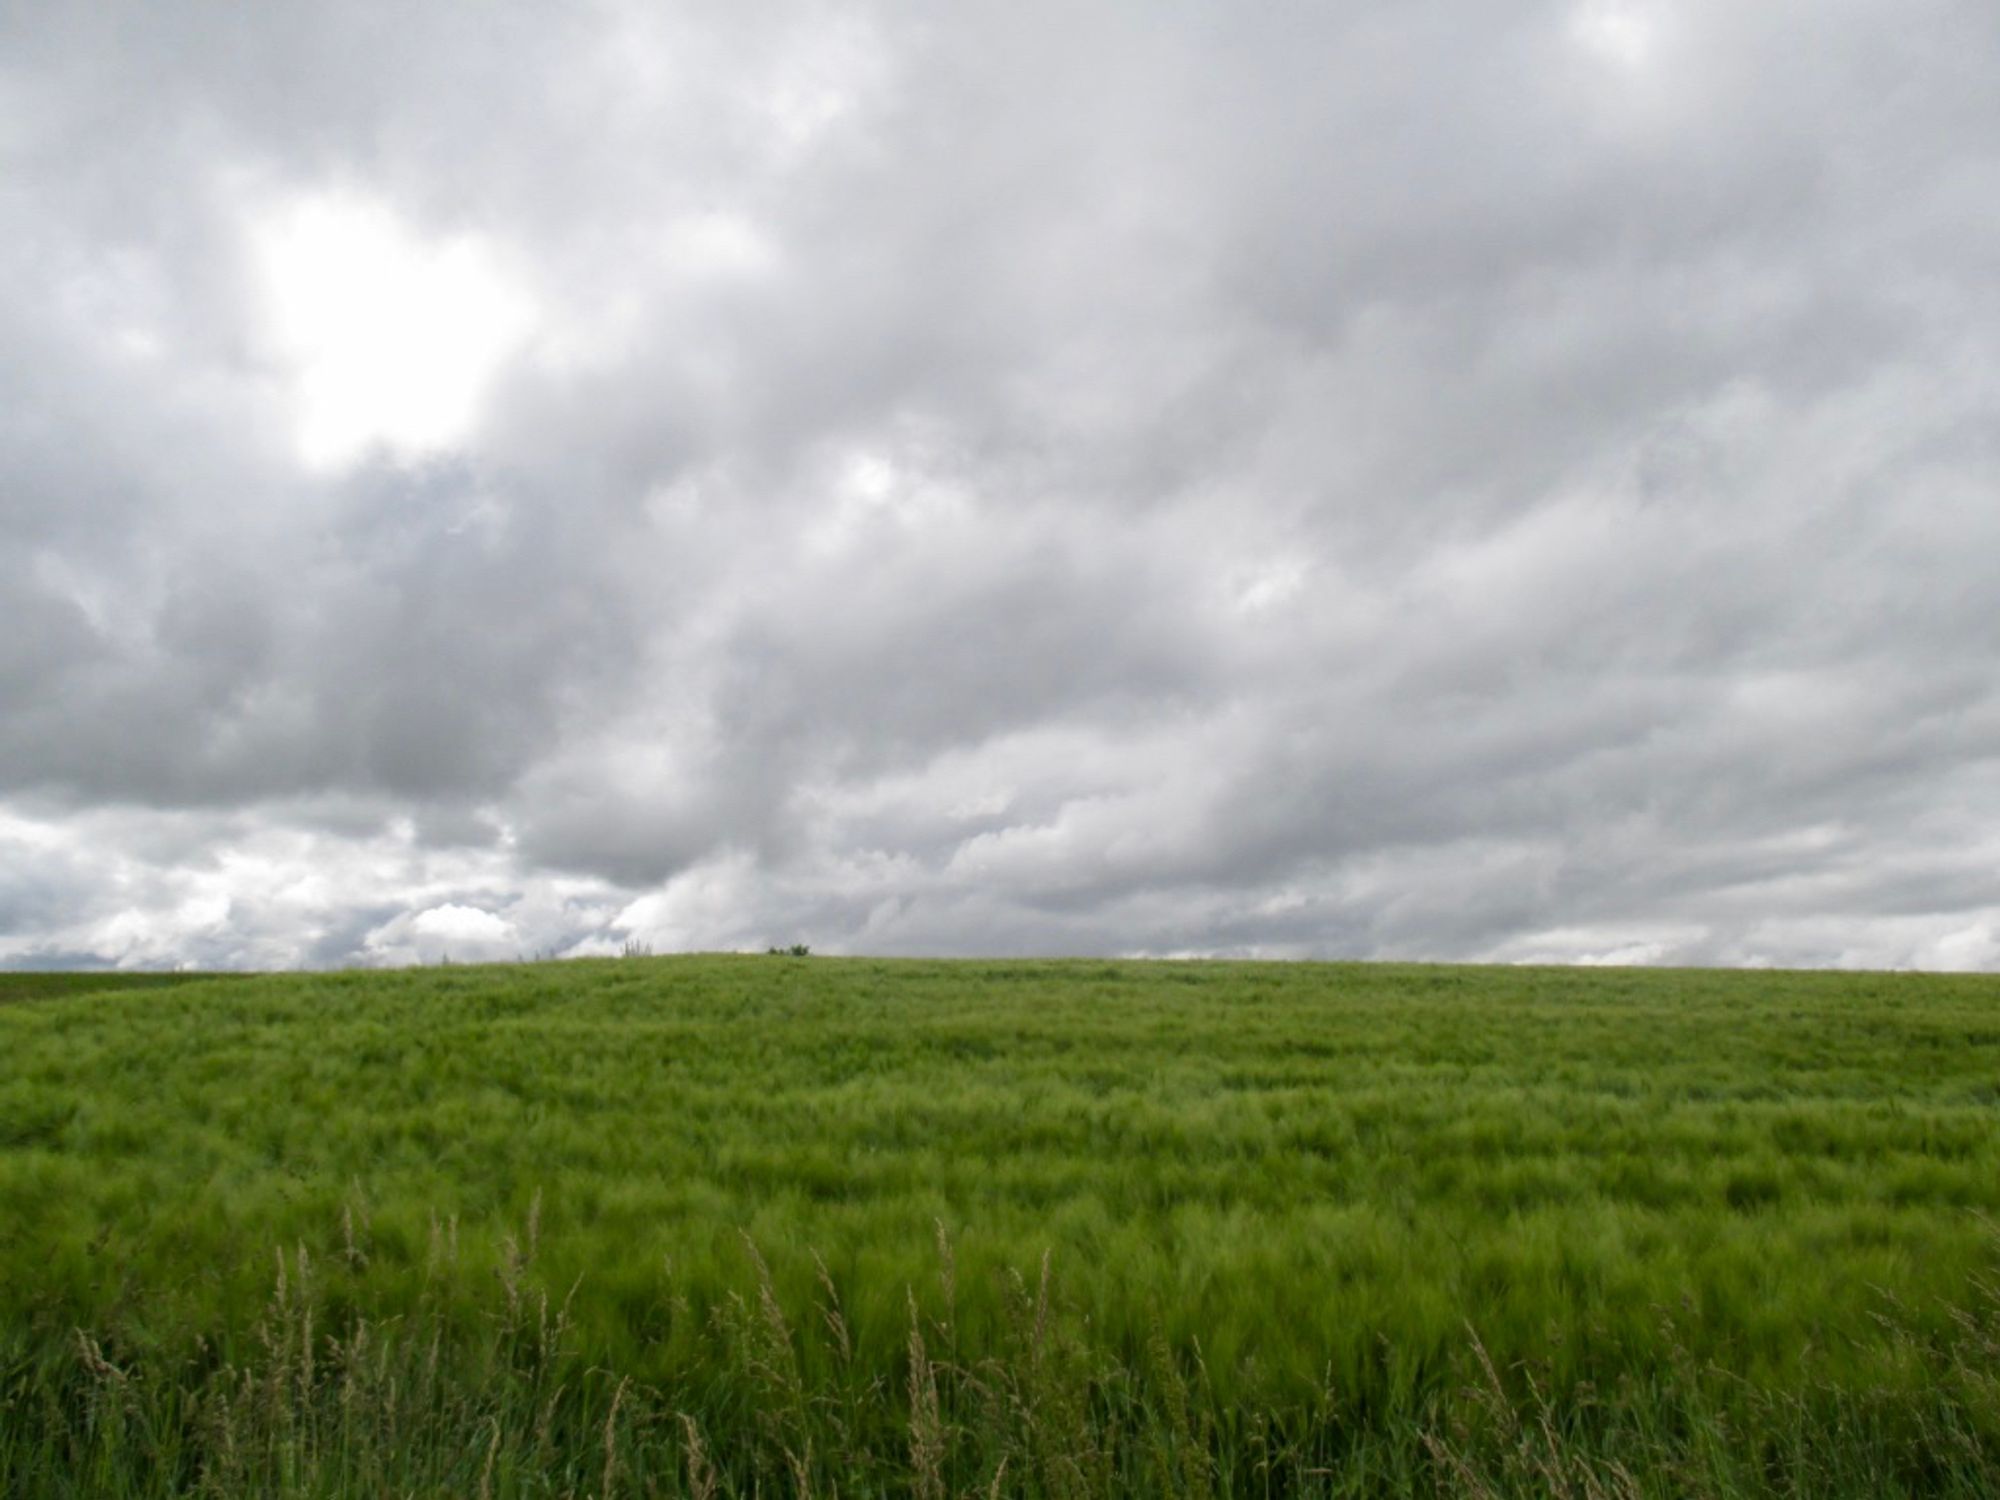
[5, 0, 1999, 969]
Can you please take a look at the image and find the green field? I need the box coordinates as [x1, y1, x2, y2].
[0, 971, 247, 1005]
[4, 957, 2000, 1496]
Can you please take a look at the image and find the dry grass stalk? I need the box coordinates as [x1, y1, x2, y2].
[908, 1290, 946, 1500]
[812, 1250, 852, 1366]
[477, 1417, 501, 1500]
[936, 1218, 959, 1355]
[680, 1412, 718, 1500]
[601, 1374, 629, 1499]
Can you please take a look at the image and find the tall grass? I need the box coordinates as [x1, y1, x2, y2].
[0, 971, 243, 1005]
[4, 956, 2000, 1493]
[9, 1208, 2000, 1495]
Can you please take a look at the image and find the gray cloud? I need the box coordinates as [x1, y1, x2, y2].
[4, 0, 2000, 972]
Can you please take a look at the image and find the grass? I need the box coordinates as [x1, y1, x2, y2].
[0, 971, 244, 1005]
[3, 955, 2000, 1494]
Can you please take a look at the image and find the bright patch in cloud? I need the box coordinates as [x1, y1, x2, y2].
[253, 190, 536, 469]
[1571, 1, 1658, 69]
[662, 211, 781, 279]
[1230, 558, 1307, 615]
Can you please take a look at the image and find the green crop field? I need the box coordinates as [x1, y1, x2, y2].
[4, 957, 2000, 1496]
[0, 971, 248, 1006]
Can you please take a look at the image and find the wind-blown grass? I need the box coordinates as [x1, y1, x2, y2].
[3, 956, 1999, 1494]
[0, 970, 242, 1005]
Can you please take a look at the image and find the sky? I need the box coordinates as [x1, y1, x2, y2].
[3, 1, 1999, 971]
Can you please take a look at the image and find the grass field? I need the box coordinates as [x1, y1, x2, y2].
[0, 971, 247, 1005]
[4, 956, 2000, 1495]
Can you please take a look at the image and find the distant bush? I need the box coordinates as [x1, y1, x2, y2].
[767, 943, 811, 957]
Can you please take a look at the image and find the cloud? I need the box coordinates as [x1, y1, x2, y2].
[251, 188, 538, 469]
[4, 0, 2000, 969]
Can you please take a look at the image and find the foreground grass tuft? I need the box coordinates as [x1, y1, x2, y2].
[10, 1218, 2000, 1496]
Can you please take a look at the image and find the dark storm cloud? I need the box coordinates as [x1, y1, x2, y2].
[4, 0, 1999, 968]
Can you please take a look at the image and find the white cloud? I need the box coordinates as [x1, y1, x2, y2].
[410, 902, 512, 945]
[251, 189, 536, 469]
[1930, 922, 2000, 973]
[614, 852, 765, 953]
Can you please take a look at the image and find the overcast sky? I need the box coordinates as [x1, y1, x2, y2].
[3, 1, 1998, 971]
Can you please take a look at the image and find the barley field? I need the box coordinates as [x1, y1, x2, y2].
[4, 956, 2000, 1495]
